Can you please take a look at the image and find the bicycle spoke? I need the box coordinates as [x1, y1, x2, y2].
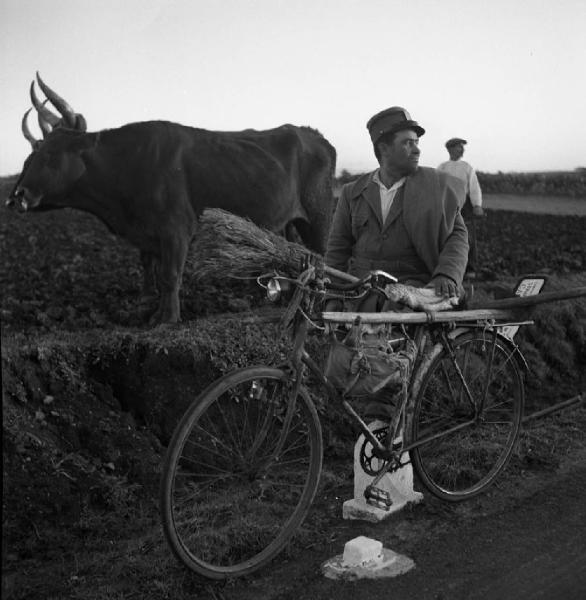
[175, 456, 235, 476]
[184, 432, 235, 459]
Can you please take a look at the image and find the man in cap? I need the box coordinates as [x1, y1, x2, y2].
[326, 107, 469, 300]
[438, 138, 484, 274]
[437, 138, 484, 218]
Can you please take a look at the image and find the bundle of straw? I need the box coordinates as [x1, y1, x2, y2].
[186, 208, 321, 282]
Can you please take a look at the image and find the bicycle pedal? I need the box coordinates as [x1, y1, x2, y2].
[364, 485, 393, 510]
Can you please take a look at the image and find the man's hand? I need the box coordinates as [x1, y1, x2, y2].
[472, 205, 484, 218]
[430, 275, 459, 298]
[387, 284, 460, 311]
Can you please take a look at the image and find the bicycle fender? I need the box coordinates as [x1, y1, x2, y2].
[492, 332, 529, 373]
[452, 327, 529, 373]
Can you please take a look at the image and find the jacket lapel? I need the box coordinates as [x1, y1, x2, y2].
[364, 181, 383, 228]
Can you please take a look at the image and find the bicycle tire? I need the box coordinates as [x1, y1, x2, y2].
[160, 366, 323, 580]
[410, 331, 524, 501]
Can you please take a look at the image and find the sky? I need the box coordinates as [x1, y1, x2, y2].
[1, 0, 585, 177]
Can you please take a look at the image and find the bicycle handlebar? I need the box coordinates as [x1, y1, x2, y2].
[259, 264, 401, 306]
[322, 265, 398, 292]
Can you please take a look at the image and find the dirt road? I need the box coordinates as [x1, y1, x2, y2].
[484, 194, 586, 216]
[343, 461, 586, 600]
[219, 447, 586, 600]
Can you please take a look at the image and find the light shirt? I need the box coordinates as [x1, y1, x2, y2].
[373, 170, 406, 223]
[437, 159, 483, 208]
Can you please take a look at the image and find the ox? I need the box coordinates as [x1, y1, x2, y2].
[8, 74, 336, 324]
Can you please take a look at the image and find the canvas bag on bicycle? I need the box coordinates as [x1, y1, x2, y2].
[324, 314, 416, 398]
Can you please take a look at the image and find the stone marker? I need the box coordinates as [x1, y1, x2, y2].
[343, 420, 423, 522]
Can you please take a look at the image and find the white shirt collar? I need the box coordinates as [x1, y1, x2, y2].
[373, 170, 406, 192]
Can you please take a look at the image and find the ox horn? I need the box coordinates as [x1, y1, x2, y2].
[36, 71, 76, 128]
[21, 109, 39, 148]
[37, 104, 53, 138]
[30, 80, 61, 127]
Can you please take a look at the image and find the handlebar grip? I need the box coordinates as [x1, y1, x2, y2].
[323, 265, 360, 284]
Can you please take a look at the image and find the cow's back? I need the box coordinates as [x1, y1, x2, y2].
[98, 121, 336, 249]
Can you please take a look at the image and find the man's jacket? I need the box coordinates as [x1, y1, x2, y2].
[326, 167, 469, 286]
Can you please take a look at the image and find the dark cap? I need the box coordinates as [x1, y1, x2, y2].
[366, 106, 425, 144]
[445, 137, 467, 148]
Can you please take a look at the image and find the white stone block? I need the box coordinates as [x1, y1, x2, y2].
[342, 536, 382, 567]
[343, 420, 423, 521]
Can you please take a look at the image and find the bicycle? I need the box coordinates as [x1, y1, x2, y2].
[160, 260, 532, 580]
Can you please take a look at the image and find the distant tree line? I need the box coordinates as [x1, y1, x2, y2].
[476, 169, 586, 197]
[335, 168, 586, 197]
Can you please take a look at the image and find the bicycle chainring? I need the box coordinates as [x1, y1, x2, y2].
[359, 426, 391, 476]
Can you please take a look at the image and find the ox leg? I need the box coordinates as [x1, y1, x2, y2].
[149, 236, 187, 325]
[297, 177, 335, 254]
[140, 250, 159, 298]
[291, 217, 330, 255]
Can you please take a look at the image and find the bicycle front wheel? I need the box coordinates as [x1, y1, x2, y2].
[160, 366, 323, 580]
[410, 331, 524, 501]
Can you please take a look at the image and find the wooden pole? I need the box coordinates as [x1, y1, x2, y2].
[469, 287, 586, 310]
[322, 308, 516, 324]
[523, 394, 584, 423]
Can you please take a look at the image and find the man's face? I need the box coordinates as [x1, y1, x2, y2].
[379, 129, 420, 177]
[448, 144, 464, 160]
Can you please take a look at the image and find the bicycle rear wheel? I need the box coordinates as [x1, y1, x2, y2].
[160, 366, 323, 580]
[410, 331, 524, 501]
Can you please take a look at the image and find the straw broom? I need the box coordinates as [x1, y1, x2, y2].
[186, 208, 321, 282]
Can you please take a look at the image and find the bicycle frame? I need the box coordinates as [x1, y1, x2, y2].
[272, 269, 531, 476]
